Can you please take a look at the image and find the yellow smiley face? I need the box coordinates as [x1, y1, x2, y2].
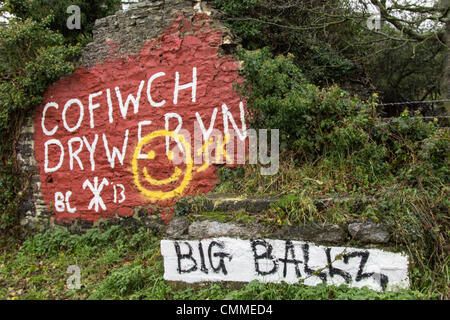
[132, 129, 193, 200]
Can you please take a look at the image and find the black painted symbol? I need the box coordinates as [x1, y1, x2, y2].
[251, 240, 278, 276]
[302, 243, 327, 282]
[343, 250, 389, 291]
[208, 241, 232, 275]
[174, 240, 232, 275]
[279, 240, 302, 278]
[174, 241, 198, 274]
[325, 248, 351, 284]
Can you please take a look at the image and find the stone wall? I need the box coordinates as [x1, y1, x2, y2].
[162, 195, 408, 292]
[16, 116, 52, 231]
[78, 0, 236, 69]
[16, 0, 243, 230]
[14, 1, 411, 290]
[167, 195, 392, 245]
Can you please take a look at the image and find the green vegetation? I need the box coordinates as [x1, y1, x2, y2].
[0, 224, 434, 300]
[0, 17, 80, 234]
[215, 47, 449, 299]
[0, 0, 120, 239]
[214, 0, 448, 106]
[3, 0, 121, 41]
[214, 0, 359, 87]
[0, 0, 448, 300]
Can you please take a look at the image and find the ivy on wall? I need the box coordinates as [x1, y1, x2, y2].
[0, 17, 80, 235]
[0, 0, 121, 239]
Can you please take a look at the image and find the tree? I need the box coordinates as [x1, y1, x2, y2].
[1, 0, 122, 41]
[357, 0, 449, 110]
[441, 0, 450, 111]
[214, 0, 376, 96]
[214, 0, 448, 109]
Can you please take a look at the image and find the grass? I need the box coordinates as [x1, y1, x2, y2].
[0, 223, 439, 300]
[0, 153, 447, 300]
[213, 154, 449, 299]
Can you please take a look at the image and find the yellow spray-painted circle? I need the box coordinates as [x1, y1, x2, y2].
[132, 129, 193, 201]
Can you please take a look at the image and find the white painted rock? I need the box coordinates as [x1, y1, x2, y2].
[161, 238, 409, 292]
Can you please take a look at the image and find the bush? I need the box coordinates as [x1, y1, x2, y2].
[0, 17, 80, 235]
[236, 47, 449, 298]
[238, 49, 447, 179]
[238, 48, 366, 159]
[215, 0, 445, 105]
[3, 0, 122, 41]
[0, 1, 121, 235]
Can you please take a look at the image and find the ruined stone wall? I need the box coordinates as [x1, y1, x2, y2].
[14, 1, 411, 291]
[161, 196, 409, 292]
[16, 0, 242, 231]
[78, 0, 236, 68]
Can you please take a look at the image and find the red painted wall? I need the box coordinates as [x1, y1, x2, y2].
[34, 15, 247, 223]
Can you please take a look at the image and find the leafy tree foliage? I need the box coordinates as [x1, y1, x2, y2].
[237, 48, 449, 296]
[2, 0, 121, 41]
[214, 0, 448, 107]
[239, 47, 447, 175]
[214, 0, 361, 89]
[354, 0, 449, 110]
[0, 18, 80, 233]
[0, 1, 120, 236]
